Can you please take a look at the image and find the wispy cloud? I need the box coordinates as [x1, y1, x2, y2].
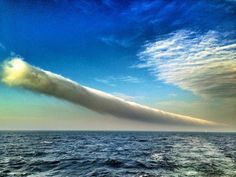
[168, 93, 177, 98]
[100, 36, 131, 48]
[95, 75, 142, 86]
[113, 92, 145, 102]
[118, 76, 142, 83]
[0, 43, 6, 50]
[136, 30, 236, 98]
[94, 78, 116, 87]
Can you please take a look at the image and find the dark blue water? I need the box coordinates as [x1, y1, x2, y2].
[0, 131, 235, 177]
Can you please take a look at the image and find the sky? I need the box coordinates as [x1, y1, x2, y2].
[0, 0, 235, 131]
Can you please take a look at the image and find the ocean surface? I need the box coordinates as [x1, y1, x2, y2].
[0, 131, 235, 177]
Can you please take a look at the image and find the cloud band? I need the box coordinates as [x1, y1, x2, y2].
[0, 58, 217, 127]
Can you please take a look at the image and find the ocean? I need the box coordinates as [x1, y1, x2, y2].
[0, 131, 235, 177]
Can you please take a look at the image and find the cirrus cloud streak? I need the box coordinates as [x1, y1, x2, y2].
[137, 30, 236, 98]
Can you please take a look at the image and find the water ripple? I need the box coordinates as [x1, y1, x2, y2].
[0, 131, 235, 176]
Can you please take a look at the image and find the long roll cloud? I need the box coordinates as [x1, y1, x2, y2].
[0, 58, 217, 127]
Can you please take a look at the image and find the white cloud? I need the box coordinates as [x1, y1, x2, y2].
[137, 30, 236, 98]
[95, 75, 142, 86]
[94, 78, 116, 87]
[118, 75, 142, 83]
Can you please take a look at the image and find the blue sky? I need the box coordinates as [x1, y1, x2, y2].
[0, 0, 235, 130]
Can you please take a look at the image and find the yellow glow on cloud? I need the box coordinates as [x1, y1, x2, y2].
[1, 58, 29, 86]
